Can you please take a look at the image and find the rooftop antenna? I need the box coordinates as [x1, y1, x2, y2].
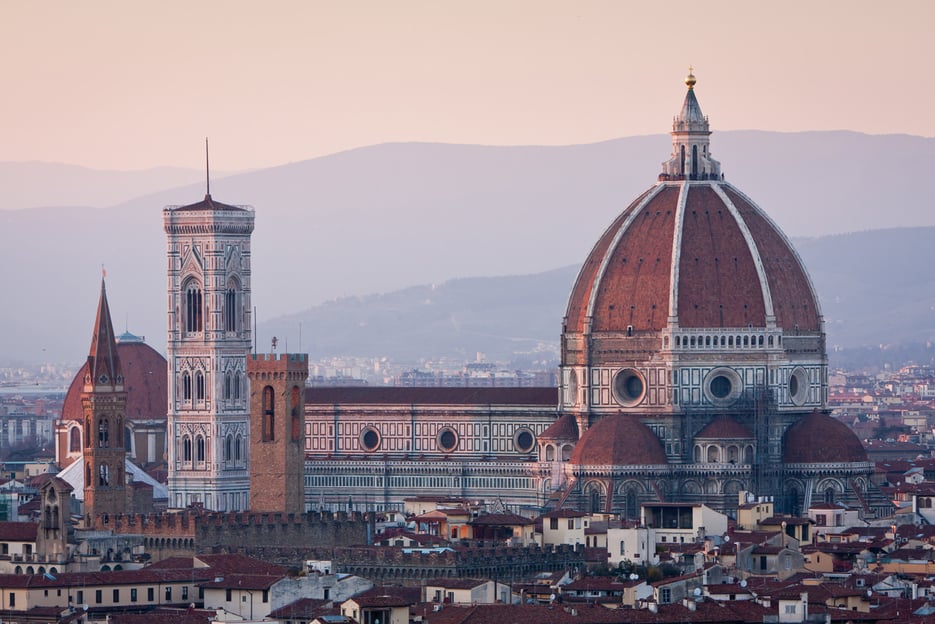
[205, 137, 211, 197]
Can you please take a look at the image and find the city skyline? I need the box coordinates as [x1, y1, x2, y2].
[2, 0, 932, 171]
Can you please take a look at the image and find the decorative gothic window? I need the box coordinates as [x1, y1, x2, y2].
[225, 434, 233, 461]
[824, 487, 835, 504]
[291, 386, 302, 442]
[182, 372, 192, 401]
[184, 282, 203, 333]
[182, 436, 192, 462]
[262, 386, 275, 442]
[195, 371, 205, 401]
[235, 435, 243, 461]
[224, 284, 239, 333]
[233, 374, 241, 400]
[224, 373, 231, 400]
[69, 427, 81, 452]
[98, 418, 109, 448]
[196, 436, 205, 463]
[99, 464, 109, 486]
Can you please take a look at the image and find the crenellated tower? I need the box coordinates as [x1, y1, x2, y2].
[248, 353, 309, 513]
[164, 190, 254, 511]
[82, 279, 128, 524]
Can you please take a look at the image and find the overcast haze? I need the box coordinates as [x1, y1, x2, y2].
[2, 0, 932, 171]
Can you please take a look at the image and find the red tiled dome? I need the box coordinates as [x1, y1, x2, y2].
[695, 415, 753, 440]
[783, 412, 867, 464]
[569, 416, 667, 466]
[538, 413, 578, 442]
[62, 338, 167, 423]
[563, 182, 821, 336]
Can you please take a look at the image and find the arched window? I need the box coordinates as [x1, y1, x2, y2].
[262, 386, 275, 442]
[224, 281, 240, 333]
[185, 282, 203, 333]
[693, 445, 701, 463]
[691, 144, 698, 178]
[235, 435, 243, 461]
[545, 445, 555, 462]
[707, 445, 720, 463]
[182, 372, 192, 401]
[744, 445, 754, 464]
[291, 386, 302, 442]
[44, 505, 52, 528]
[182, 436, 192, 462]
[727, 445, 739, 463]
[625, 488, 638, 520]
[590, 489, 601, 513]
[824, 487, 835, 504]
[196, 436, 205, 463]
[225, 434, 233, 462]
[99, 463, 109, 486]
[98, 418, 109, 448]
[69, 427, 81, 452]
[224, 373, 231, 400]
[233, 374, 241, 400]
[195, 371, 205, 401]
[561, 445, 572, 462]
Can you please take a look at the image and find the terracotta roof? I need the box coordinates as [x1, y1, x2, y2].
[563, 181, 821, 336]
[0, 521, 37, 541]
[62, 340, 167, 423]
[171, 194, 247, 212]
[305, 386, 557, 406]
[538, 413, 578, 442]
[783, 412, 868, 464]
[569, 416, 667, 466]
[694, 415, 753, 439]
[469, 513, 534, 526]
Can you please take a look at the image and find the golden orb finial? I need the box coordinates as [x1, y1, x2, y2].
[685, 66, 696, 89]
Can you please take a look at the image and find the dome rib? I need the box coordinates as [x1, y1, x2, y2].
[667, 182, 690, 322]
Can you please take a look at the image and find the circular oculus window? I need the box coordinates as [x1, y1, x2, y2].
[789, 367, 809, 406]
[703, 367, 743, 406]
[514, 429, 536, 453]
[612, 368, 646, 407]
[437, 427, 459, 453]
[359, 427, 381, 452]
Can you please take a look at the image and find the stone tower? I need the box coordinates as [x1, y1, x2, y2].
[248, 353, 308, 513]
[37, 476, 73, 562]
[164, 191, 254, 511]
[82, 279, 128, 524]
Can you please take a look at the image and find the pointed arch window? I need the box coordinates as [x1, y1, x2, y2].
[262, 386, 275, 442]
[195, 371, 205, 401]
[182, 372, 192, 402]
[98, 418, 109, 448]
[224, 280, 240, 333]
[69, 427, 81, 453]
[99, 463, 109, 486]
[184, 282, 203, 333]
[182, 436, 192, 462]
[224, 373, 232, 401]
[235, 435, 243, 462]
[196, 436, 206, 463]
[233, 373, 241, 400]
[225, 434, 233, 462]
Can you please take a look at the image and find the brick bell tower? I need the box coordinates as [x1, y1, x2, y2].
[247, 353, 308, 513]
[82, 279, 127, 525]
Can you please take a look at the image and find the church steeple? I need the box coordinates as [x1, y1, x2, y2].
[85, 278, 123, 392]
[661, 69, 722, 181]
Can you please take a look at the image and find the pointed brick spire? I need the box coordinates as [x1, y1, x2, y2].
[87, 279, 122, 389]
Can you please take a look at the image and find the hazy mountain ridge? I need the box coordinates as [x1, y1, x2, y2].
[259, 227, 935, 365]
[2, 131, 934, 364]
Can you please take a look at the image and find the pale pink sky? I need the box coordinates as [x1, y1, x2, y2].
[2, 0, 930, 171]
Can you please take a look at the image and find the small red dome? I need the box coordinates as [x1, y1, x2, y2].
[538, 413, 578, 442]
[569, 416, 667, 466]
[695, 415, 753, 440]
[783, 412, 867, 464]
[62, 340, 167, 423]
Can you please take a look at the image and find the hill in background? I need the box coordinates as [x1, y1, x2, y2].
[2, 131, 934, 365]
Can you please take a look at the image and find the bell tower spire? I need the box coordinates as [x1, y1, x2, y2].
[661, 68, 722, 181]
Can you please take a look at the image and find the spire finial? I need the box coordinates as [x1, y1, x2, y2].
[685, 66, 696, 90]
[205, 137, 211, 198]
